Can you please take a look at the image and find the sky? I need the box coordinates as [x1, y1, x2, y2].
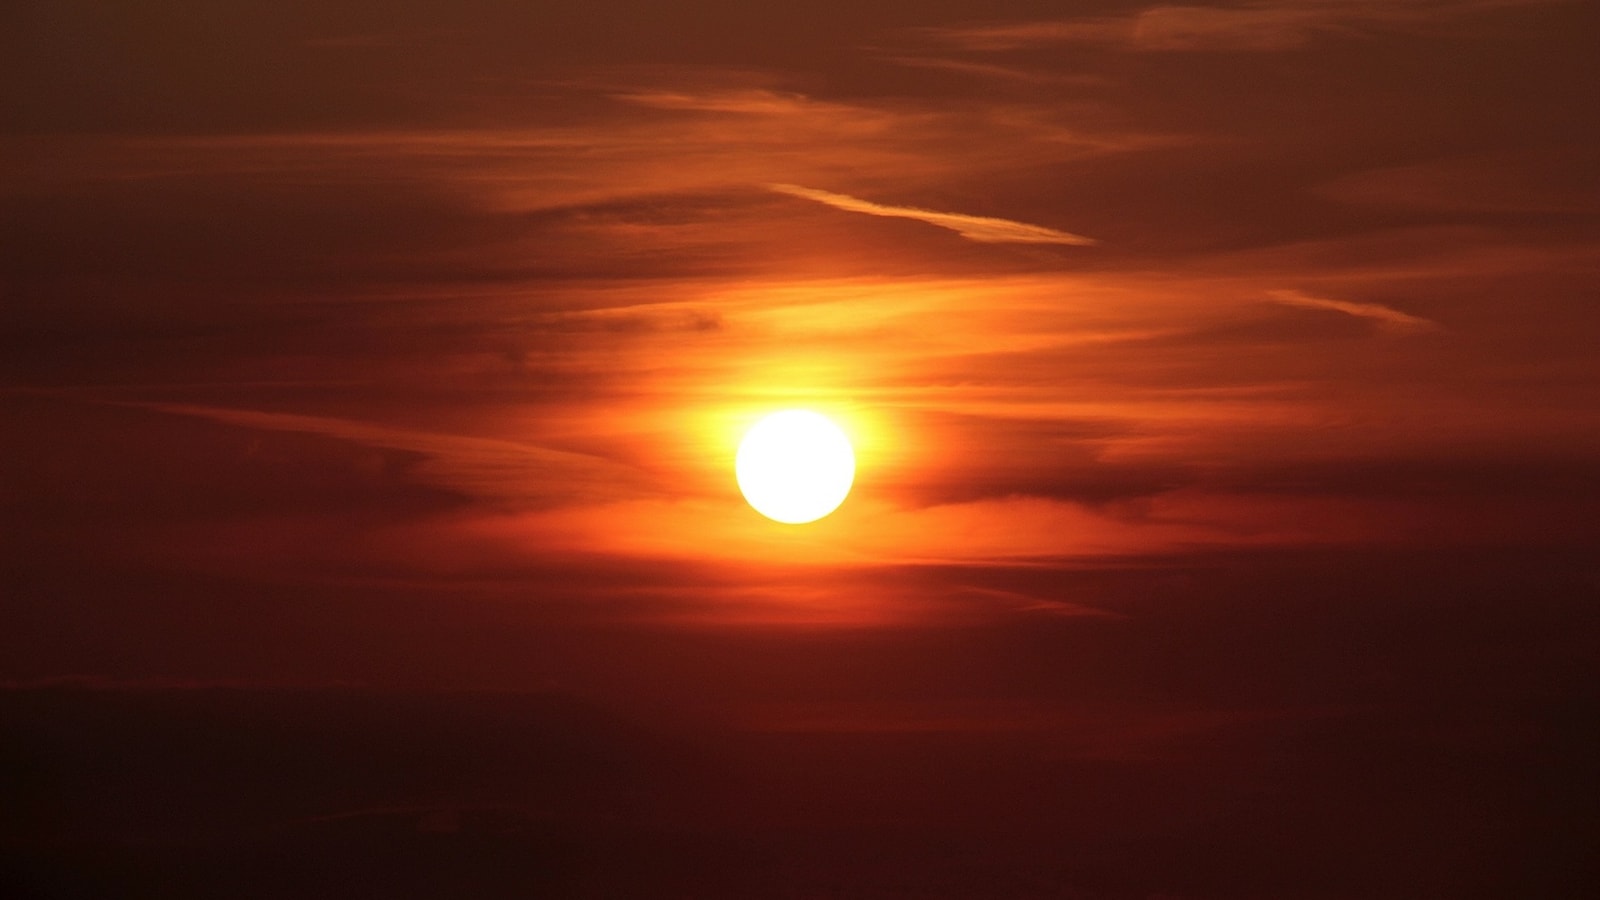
[3, 1, 1599, 897]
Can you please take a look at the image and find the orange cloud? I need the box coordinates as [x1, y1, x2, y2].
[131, 402, 649, 507]
[1265, 289, 1439, 333]
[920, 0, 1558, 52]
[768, 184, 1097, 245]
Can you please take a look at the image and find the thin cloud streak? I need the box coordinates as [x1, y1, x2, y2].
[1265, 289, 1439, 333]
[920, 0, 1559, 52]
[131, 402, 648, 508]
[769, 183, 1097, 245]
[877, 56, 1111, 86]
[611, 88, 825, 115]
[5, 96, 1143, 223]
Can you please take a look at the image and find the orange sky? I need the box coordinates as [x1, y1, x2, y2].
[3, 5, 1599, 894]
[2, 0, 1596, 630]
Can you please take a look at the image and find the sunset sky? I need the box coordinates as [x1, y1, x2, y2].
[3, 2, 1598, 897]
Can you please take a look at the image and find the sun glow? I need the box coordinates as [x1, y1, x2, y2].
[736, 410, 855, 524]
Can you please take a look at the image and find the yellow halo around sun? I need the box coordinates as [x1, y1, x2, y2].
[736, 410, 855, 524]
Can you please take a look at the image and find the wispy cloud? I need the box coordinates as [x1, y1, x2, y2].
[957, 587, 1125, 619]
[877, 56, 1111, 86]
[133, 402, 647, 507]
[769, 184, 1097, 245]
[1265, 289, 1439, 333]
[1318, 151, 1600, 215]
[921, 0, 1555, 53]
[611, 88, 822, 115]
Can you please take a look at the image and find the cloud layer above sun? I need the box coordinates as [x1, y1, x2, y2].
[3, 0, 1597, 623]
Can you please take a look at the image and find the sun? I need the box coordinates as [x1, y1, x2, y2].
[736, 410, 855, 524]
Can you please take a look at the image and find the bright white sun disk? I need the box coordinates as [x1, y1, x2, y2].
[736, 410, 855, 524]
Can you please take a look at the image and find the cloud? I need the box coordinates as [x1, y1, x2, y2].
[131, 402, 648, 508]
[769, 184, 1097, 245]
[736, 699, 1300, 756]
[1265, 289, 1439, 333]
[5, 92, 1129, 223]
[611, 88, 822, 115]
[1318, 151, 1600, 215]
[956, 587, 1126, 619]
[921, 1, 1556, 53]
[876, 56, 1112, 86]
